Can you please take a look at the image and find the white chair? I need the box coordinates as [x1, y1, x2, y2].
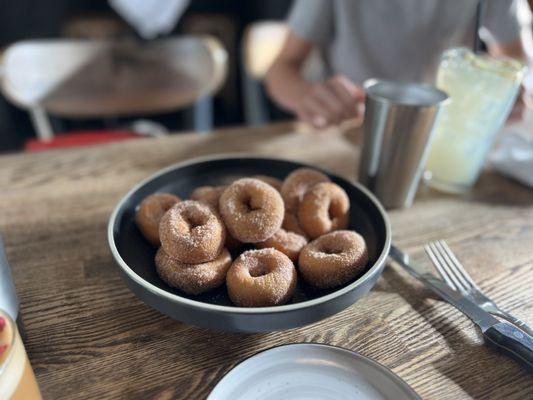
[0, 36, 228, 143]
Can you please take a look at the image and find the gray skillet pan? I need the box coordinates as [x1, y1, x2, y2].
[107, 155, 391, 332]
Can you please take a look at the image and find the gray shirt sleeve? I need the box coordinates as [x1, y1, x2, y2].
[287, 0, 334, 46]
[482, 0, 526, 44]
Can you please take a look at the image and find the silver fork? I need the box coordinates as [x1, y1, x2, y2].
[425, 240, 533, 337]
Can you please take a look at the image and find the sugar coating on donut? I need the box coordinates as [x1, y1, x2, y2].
[298, 230, 368, 289]
[219, 178, 284, 243]
[159, 200, 226, 263]
[226, 248, 297, 307]
[135, 193, 181, 246]
[155, 247, 232, 295]
[190, 185, 226, 209]
[298, 182, 350, 239]
[252, 175, 283, 192]
[256, 228, 307, 262]
[280, 168, 330, 212]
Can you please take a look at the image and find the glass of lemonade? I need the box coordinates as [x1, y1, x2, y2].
[0, 309, 42, 400]
[424, 48, 526, 193]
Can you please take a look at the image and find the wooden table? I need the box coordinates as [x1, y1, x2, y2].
[0, 123, 532, 399]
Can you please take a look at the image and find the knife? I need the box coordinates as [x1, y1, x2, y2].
[390, 245, 533, 374]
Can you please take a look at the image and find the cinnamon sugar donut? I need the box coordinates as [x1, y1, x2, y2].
[299, 230, 368, 289]
[280, 168, 330, 212]
[189, 185, 226, 209]
[256, 229, 307, 262]
[226, 248, 297, 307]
[219, 178, 284, 243]
[159, 200, 225, 263]
[282, 211, 307, 237]
[298, 182, 350, 239]
[135, 193, 181, 246]
[155, 247, 232, 295]
[189, 187, 244, 251]
[252, 175, 282, 192]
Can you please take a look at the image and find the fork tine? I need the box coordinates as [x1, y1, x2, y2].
[432, 241, 471, 293]
[426, 242, 465, 291]
[438, 240, 479, 290]
[424, 244, 458, 290]
[428, 241, 471, 292]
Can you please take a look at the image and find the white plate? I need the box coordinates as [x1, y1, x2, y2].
[208, 343, 419, 400]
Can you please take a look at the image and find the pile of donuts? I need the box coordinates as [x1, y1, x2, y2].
[134, 168, 368, 307]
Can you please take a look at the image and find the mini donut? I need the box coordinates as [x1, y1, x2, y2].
[280, 168, 330, 212]
[135, 193, 181, 246]
[252, 175, 283, 192]
[282, 211, 307, 237]
[226, 248, 297, 307]
[190, 185, 226, 209]
[159, 200, 225, 263]
[189, 185, 250, 258]
[298, 182, 350, 239]
[155, 247, 232, 295]
[219, 178, 284, 243]
[298, 230, 368, 289]
[256, 229, 307, 262]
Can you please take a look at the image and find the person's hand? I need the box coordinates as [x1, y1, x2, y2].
[294, 75, 365, 128]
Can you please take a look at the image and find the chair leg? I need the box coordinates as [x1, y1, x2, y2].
[191, 96, 213, 133]
[29, 107, 54, 140]
[242, 73, 268, 126]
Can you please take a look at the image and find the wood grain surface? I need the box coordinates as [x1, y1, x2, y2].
[0, 122, 532, 399]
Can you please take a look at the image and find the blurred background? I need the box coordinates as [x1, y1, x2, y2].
[0, 0, 302, 152]
[1, 0, 532, 154]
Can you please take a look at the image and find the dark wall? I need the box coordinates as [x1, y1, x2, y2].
[0, 1, 110, 46]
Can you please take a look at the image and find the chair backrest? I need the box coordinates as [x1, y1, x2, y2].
[62, 15, 132, 40]
[0, 36, 228, 118]
[242, 21, 289, 80]
[242, 21, 325, 82]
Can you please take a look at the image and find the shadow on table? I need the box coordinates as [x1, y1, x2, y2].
[374, 263, 440, 301]
[467, 171, 533, 206]
[384, 264, 530, 399]
[416, 170, 533, 207]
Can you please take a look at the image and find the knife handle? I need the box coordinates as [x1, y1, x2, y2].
[484, 321, 533, 374]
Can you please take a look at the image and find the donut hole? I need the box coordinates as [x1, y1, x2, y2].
[183, 212, 208, 231]
[327, 202, 336, 220]
[328, 199, 344, 220]
[248, 261, 270, 277]
[242, 194, 261, 213]
[319, 244, 344, 255]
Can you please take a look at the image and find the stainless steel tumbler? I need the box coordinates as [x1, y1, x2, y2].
[359, 79, 448, 209]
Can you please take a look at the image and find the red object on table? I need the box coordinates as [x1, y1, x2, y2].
[25, 130, 141, 152]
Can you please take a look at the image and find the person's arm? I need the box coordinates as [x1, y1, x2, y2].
[482, 0, 532, 59]
[488, 38, 533, 119]
[483, 0, 533, 119]
[265, 32, 364, 128]
[265, 0, 364, 128]
[488, 39, 527, 59]
[264, 32, 314, 114]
